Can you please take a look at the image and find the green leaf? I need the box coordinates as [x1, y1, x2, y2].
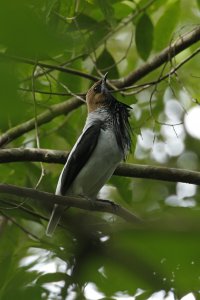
[135, 13, 154, 61]
[96, 48, 119, 78]
[154, 0, 180, 51]
[113, 2, 133, 20]
[36, 272, 70, 284]
[196, 0, 200, 9]
[96, 0, 115, 25]
[87, 21, 110, 49]
[67, 14, 98, 32]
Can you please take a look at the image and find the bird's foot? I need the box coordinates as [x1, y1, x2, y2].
[84, 196, 96, 210]
[96, 199, 119, 211]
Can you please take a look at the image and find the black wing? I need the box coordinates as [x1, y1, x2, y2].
[60, 121, 102, 195]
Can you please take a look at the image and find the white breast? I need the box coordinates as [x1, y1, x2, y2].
[68, 126, 122, 198]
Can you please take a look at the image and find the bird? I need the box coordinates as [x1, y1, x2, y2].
[46, 73, 132, 237]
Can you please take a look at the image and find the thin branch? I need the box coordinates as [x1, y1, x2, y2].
[0, 98, 83, 148]
[47, 72, 86, 103]
[19, 87, 85, 97]
[1, 148, 200, 185]
[114, 26, 200, 88]
[0, 210, 40, 240]
[24, 53, 86, 82]
[0, 184, 142, 225]
[31, 64, 46, 188]
[1, 53, 99, 82]
[0, 198, 49, 222]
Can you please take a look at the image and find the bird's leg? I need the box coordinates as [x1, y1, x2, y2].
[84, 197, 119, 211]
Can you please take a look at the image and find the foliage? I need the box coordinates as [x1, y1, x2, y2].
[0, 0, 200, 299]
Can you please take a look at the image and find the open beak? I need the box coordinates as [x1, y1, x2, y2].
[101, 72, 108, 94]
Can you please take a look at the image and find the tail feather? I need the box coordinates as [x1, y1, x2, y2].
[46, 204, 61, 237]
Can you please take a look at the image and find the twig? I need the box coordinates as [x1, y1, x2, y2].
[47, 72, 86, 103]
[0, 184, 142, 225]
[23, 53, 86, 82]
[0, 53, 99, 82]
[0, 210, 40, 240]
[0, 198, 49, 222]
[19, 87, 85, 97]
[0, 148, 200, 185]
[32, 64, 46, 188]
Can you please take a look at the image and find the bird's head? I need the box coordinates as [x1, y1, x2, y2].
[86, 73, 132, 156]
[86, 73, 109, 113]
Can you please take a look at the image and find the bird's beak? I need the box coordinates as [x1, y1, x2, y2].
[101, 72, 108, 94]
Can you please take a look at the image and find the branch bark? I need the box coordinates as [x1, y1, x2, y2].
[0, 98, 83, 148]
[0, 183, 141, 225]
[1, 148, 200, 185]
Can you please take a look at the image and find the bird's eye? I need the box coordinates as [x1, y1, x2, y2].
[93, 85, 101, 93]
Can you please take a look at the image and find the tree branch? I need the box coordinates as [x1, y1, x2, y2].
[1, 148, 200, 185]
[1, 53, 99, 82]
[0, 148, 68, 164]
[116, 163, 200, 185]
[0, 98, 83, 148]
[116, 46, 200, 95]
[0, 183, 141, 225]
[1, 27, 199, 148]
[114, 26, 200, 88]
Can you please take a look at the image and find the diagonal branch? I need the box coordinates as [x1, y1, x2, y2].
[0, 148, 200, 185]
[114, 26, 200, 88]
[0, 98, 83, 148]
[116, 46, 200, 95]
[1, 53, 99, 82]
[0, 183, 142, 225]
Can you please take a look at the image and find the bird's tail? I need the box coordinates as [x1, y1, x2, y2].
[46, 204, 61, 237]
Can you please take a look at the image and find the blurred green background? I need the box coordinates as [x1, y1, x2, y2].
[0, 0, 200, 299]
